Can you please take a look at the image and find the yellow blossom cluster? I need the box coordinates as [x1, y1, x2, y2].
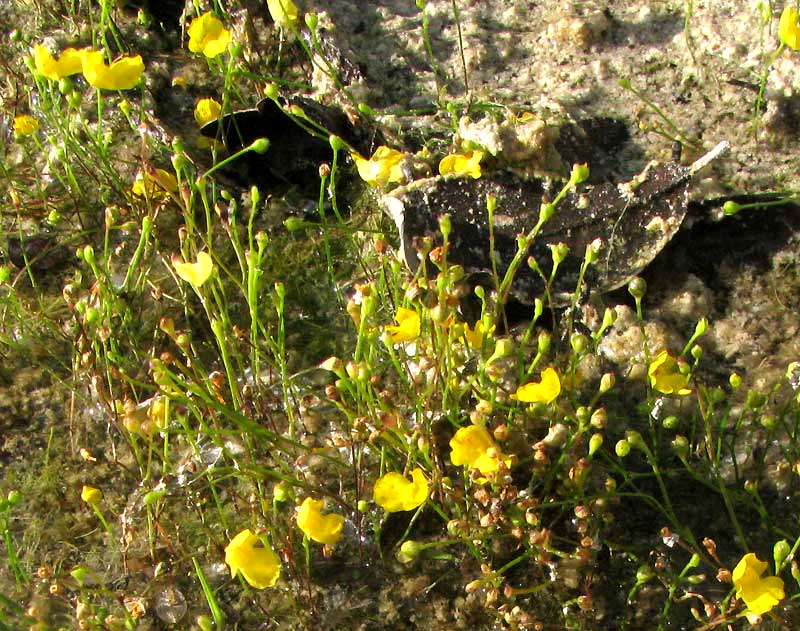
[33, 45, 144, 90]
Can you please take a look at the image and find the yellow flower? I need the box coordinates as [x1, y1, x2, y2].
[267, 0, 300, 29]
[296, 498, 344, 545]
[194, 97, 222, 125]
[80, 485, 103, 505]
[32, 44, 85, 80]
[373, 468, 429, 513]
[173, 251, 214, 287]
[449, 425, 510, 477]
[188, 12, 232, 58]
[385, 307, 420, 343]
[648, 351, 691, 395]
[13, 115, 39, 136]
[462, 320, 495, 350]
[131, 168, 178, 199]
[732, 553, 784, 616]
[81, 51, 144, 90]
[224, 529, 281, 589]
[512, 367, 561, 404]
[779, 7, 800, 50]
[352, 146, 406, 187]
[438, 150, 484, 179]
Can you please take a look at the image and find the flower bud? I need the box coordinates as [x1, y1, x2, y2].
[570, 332, 588, 354]
[588, 433, 603, 456]
[249, 138, 270, 154]
[537, 331, 551, 354]
[774, 540, 791, 569]
[570, 163, 590, 184]
[549, 242, 569, 266]
[672, 435, 689, 459]
[615, 439, 630, 458]
[628, 276, 647, 300]
[599, 372, 615, 394]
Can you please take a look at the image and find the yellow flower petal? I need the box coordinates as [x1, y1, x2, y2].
[463, 320, 495, 350]
[513, 367, 561, 404]
[732, 553, 785, 616]
[173, 251, 214, 287]
[224, 529, 281, 589]
[352, 146, 405, 187]
[779, 7, 800, 50]
[449, 425, 510, 477]
[296, 498, 344, 545]
[81, 51, 144, 90]
[132, 168, 178, 199]
[438, 150, 484, 179]
[194, 97, 222, 125]
[385, 307, 420, 343]
[80, 485, 102, 505]
[13, 115, 39, 136]
[373, 468, 429, 513]
[267, 0, 300, 29]
[188, 12, 232, 58]
[648, 351, 691, 395]
[33, 45, 86, 80]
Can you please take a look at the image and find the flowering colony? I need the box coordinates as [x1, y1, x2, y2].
[8, 2, 800, 629]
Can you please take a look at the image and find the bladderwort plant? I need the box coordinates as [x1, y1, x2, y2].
[2, 2, 800, 631]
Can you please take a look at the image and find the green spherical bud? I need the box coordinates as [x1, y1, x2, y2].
[722, 200, 741, 216]
[329, 134, 346, 152]
[264, 83, 279, 101]
[7, 490, 21, 506]
[760, 414, 777, 429]
[537, 331, 551, 354]
[584, 238, 602, 264]
[284, 216, 306, 231]
[0, 265, 11, 284]
[84, 307, 101, 325]
[399, 540, 423, 560]
[570, 163, 590, 184]
[746, 390, 766, 409]
[143, 488, 167, 506]
[58, 77, 73, 94]
[549, 242, 569, 266]
[774, 539, 791, 569]
[357, 500, 369, 512]
[70, 566, 88, 586]
[625, 430, 645, 450]
[671, 435, 689, 459]
[570, 332, 589, 354]
[662, 415, 678, 430]
[636, 565, 654, 584]
[729, 372, 742, 389]
[615, 439, 630, 458]
[628, 276, 647, 300]
[273, 483, 290, 503]
[357, 102, 376, 116]
[249, 138, 270, 154]
[171, 152, 187, 173]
